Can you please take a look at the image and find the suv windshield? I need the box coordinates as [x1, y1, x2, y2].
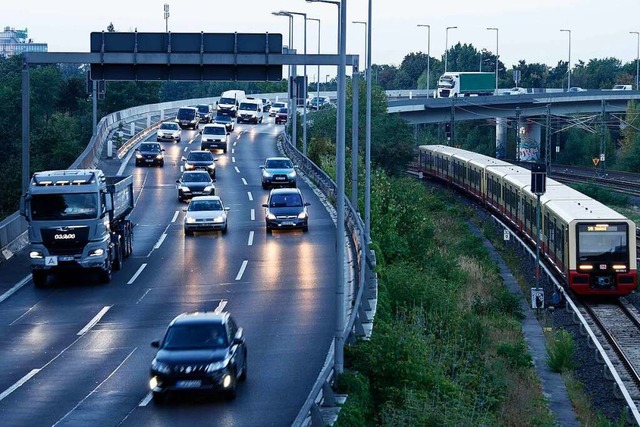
[31, 193, 99, 220]
[177, 108, 196, 120]
[163, 324, 228, 350]
[265, 159, 293, 169]
[188, 152, 214, 161]
[203, 127, 226, 135]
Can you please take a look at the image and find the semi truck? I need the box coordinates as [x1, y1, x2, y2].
[20, 169, 135, 287]
[436, 72, 495, 98]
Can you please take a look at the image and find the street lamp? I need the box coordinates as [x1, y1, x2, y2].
[163, 4, 170, 33]
[417, 24, 430, 96]
[487, 27, 499, 95]
[445, 26, 457, 73]
[560, 29, 571, 90]
[272, 11, 295, 145]
[631, 31, 640, 91]
[306, 0, 340, 52]
[278, 10, 308, 155]
[352, 20, 367, 74]
[326, 74, 330, 90]
[307, 17, 321, 104]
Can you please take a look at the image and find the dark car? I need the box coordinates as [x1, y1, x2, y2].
[149, 311, 247, 403]
[261, 98, 272, 112]
[182, 150, 218, 179]
[176, 171, 215, 202]
[196, 104, 214, 124]
[176, 107, 200, 130]
[213, 114, 235, 132]
[307, 96, 328, 110]
[135, 142, 165, 167]
[262, 188, 310, 233]
[260, 157, 297, 189]
[275, 107, 288, 125]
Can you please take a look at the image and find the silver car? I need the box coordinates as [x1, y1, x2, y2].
[183, 196, 229, 235]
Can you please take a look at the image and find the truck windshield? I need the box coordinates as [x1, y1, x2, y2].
[239, 103, 258, 111]
[30, 193, 99, 220]
[219, 97, 235, 104]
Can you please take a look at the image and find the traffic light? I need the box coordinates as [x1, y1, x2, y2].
[445, 122, 451, 138]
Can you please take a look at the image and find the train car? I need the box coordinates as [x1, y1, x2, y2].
[417, 145, 637, 296]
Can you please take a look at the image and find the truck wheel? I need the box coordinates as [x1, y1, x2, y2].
[113, 241, 124, 271]
[100, 259, 112, 284]
[32, 271, 47, 288]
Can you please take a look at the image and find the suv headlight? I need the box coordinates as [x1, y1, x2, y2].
[207, 164, 215, 170]
[156, 154, 163, 160]
[135, 153, 142, 159]
[185, 163, 194, 170]
[262, 171, 272, 178]
[151, 359, 171, 374]
[298, 212, 307, 219]
[205, 357, 230, 373]
[266, 213, 276, 220]
[288, 171, 297, 178]
[185, 217, 196, 223]
[179, 185, 190, 192]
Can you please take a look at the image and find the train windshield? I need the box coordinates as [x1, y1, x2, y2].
[577, 223, 628, 261]
[30, 193, 99, 221]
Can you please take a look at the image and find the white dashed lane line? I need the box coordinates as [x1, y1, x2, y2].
[77, 306, 112, 336]
[154, 233, 167, 249]
[247, 192, 253, 201]
[127, 263, 148, 285]
[251, 209, 255, 221]
[235, 260, 248, 281]
[0, 369, 40, 402]
[234, 167, 240, 173]
[232, 149, 235, 154]
[232, 157, 236, 163]
[171, 211, 180, 223]
[248, 231, 254, 246]
[214, 300, 227, 313]
[241, 178, 248, 186]
[0, 275, 31, 304]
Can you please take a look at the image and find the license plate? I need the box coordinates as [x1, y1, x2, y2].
[59, 255, 74, 262]
[145, 159, 153, 162]
[281, 221, 295, 226]
[176, 380, 201, 389]
[275, 177, 285, 181]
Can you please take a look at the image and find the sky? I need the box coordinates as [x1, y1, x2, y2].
[5, 0, 640, 82]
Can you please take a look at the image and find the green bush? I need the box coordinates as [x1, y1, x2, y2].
[497, 341, 533, 369]
[334, 371, 373, 427]
[546, 329, 576, 373]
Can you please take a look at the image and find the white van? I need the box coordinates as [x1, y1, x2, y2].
[237, 98, 264, 124]
[612, 85, 632, 91]
[216, 90, 246, 117]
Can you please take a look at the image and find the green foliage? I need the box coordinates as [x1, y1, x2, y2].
[569, 183, 629, 207]
[546, 329, 576, 373]
[497, 341, 533, 369]
[334, 372, 374, 427]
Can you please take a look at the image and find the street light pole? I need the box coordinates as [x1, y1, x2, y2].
[307, 17, 321, 104]
[487, 27, 499, 95]
[352, 21, 367, 75]
[326, 74, 330, 91]
[163, 4, 170, 33]
[560, 29, 571, 90]
[417, 24, 430, 96]
[272, 11, 295, 144]
[445, 26, 457, 73]
[631, 31, 640, 91]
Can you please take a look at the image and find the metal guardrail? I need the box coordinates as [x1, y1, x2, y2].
[492, 215, 640, 425]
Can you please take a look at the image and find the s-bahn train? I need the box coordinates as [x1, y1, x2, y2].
[417, 145, 637, 296]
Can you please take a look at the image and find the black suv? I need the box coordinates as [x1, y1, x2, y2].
[262, 188, 310, 233]
[135, 142, 165, 167]
[150, 311, 247, 403]
[182, 150, 218, 179]
[196, 104, 214, 123]
[176, 171, 215, 202]
[176, 107, 200, 130]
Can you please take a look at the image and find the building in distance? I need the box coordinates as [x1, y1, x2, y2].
[0, 26, 48, 57]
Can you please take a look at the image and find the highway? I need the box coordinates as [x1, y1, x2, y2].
[0, 113, 336, 426]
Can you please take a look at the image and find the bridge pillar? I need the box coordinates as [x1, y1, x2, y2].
[496, 117, 507, 159]
[518, 122, 542, 162]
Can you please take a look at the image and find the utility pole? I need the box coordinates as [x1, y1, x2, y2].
[450, 98, 455, 146]
[600, 99, 606, 176]
[164, 4, 170, 33]
[545, 104, 551, 172]
[515, 107, 521, 162]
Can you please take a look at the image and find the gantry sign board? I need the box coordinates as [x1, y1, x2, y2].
[89, 32, 283, 81]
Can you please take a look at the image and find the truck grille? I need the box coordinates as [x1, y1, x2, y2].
[41, 226, 90, 255]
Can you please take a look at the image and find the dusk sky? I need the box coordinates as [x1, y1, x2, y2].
[5, 0, 640, 81]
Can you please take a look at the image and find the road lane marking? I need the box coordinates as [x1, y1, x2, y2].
[77, 306, 112, 336]
[127, 263, 148, 285]
[241, 178, 248, 186]
[171, 211, 180, 223]
[214, 300, 228, 313]
[53, 348, 137, 426]
[0, 369, 40, 402]
[0, 275, 31, 304]
[136, 289, 152, 304]
[251, 209, 255, 221]
[247, 192, 253, 201]
[232, 149, 235, 154]
[183, 146, 188, 152]
[248, 231, 254, 246]
[234, 167, 240, 173]
[235, 260, 248, 281]
[139, 392, 153, 407]
[233, 141, 237, 146]
[154, 233, 167, 249]
[232, 157, 236, 163]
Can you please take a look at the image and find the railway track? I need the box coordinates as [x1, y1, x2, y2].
[581, 300, 640, 410]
